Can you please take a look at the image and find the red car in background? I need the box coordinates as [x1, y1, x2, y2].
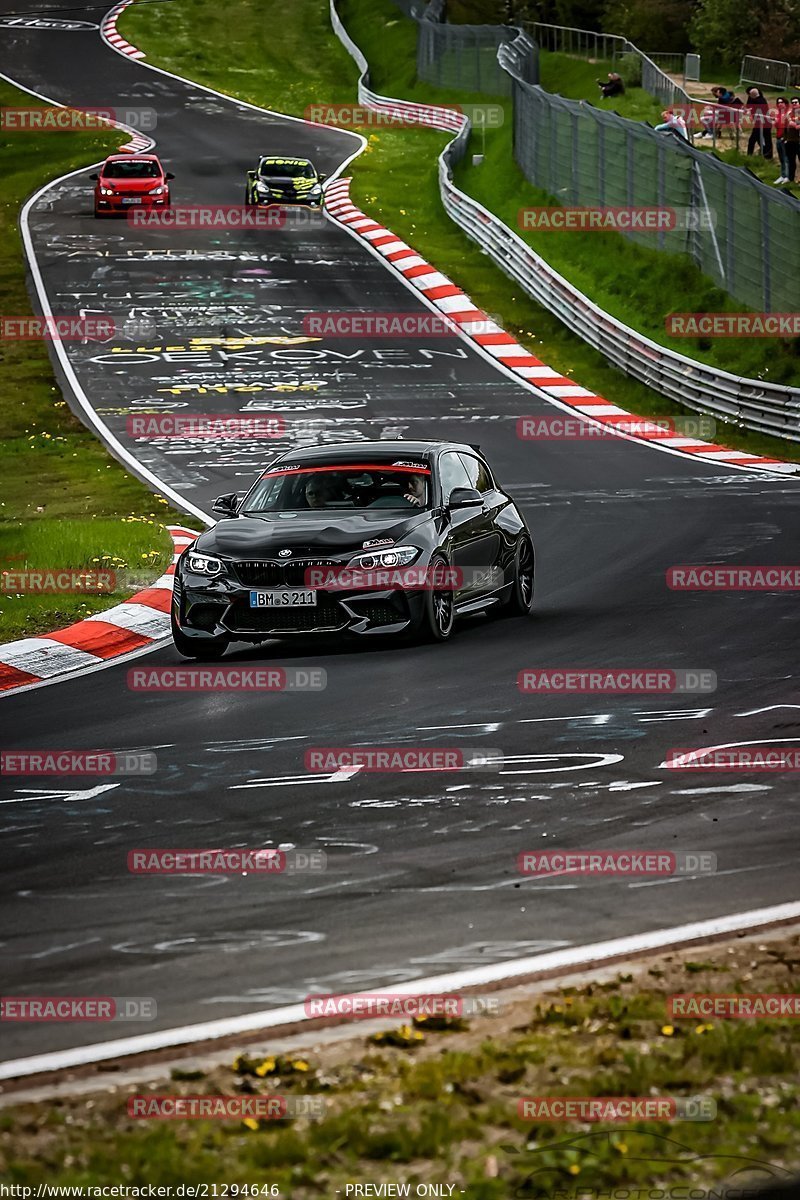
[91, 154, 173, 216]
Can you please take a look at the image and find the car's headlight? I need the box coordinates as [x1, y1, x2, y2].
[255, 180, 271, 194]
[309, 183, 323, 197]
[348, 545, 419, 570]
[186, 551, 224, 576]
[99, 187, 115, 196]
[149, 185, 166, 195]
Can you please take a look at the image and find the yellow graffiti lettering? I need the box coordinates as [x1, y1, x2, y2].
[187, 336, 321, 348]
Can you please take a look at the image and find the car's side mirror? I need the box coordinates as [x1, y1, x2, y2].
[211, 493, 238, 517]
[166, 172, 175, 180]
[90, 173, 99, 181]
[318, 173, 328, 182]
[448, 487, 483, 509]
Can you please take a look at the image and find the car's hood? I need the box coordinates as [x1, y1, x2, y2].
[102, 178, 163, 192]
[197, 511, 430, 557]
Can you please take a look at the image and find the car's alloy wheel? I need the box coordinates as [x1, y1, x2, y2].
[421, 556, 455, 642]
[171, 610, 230, 660]
[500, 535, 535, 617]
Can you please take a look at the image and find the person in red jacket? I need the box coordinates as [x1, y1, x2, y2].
[773, 97, 789, 182]
[782, 97, 800, 183]
[745, 87, 773, 159]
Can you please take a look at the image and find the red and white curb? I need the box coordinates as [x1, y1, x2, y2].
[99, 0, 152, 150]
[101, 0, 145, 61]
[324, 178, 795, 474]
[116, 129, 153, 153]
[0, 526, 196, 695]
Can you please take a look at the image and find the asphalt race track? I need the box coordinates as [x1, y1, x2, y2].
[1, 0, 799, 1065]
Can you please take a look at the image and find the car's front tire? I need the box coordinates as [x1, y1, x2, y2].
[418, 555, 455, 642]
[499, 535, 535, 618]
[171, 610, 230, 660]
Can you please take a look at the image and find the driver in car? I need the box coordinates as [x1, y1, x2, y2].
[403, 474, 426, 507]
[305, 475, 342, 509]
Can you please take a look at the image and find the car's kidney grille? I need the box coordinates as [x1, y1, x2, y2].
[233, 560, 338, 587]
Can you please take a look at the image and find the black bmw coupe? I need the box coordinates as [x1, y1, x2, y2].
[171, 441, 534, 658]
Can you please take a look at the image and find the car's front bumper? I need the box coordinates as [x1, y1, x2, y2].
[95, 194, 169, 212]
[173, 570, 425, 641]
[250, 193, 323, 207]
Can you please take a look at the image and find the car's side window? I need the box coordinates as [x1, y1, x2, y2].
[438, 452, 473, 504]
[458, 454, 494, 494]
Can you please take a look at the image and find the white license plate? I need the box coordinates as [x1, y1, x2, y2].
[249, 589, 317, 608]
[122, 197, 143, 205]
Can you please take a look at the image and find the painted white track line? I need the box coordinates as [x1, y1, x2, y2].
[1, 901, 797, 1081]
[0, 24, 368, 695]
[0, 13, 797, 1084]
[0, 13, 367, 535]
[96, 1, 367, 175]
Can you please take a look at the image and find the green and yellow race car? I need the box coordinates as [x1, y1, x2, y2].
[244, 156, 326, 207]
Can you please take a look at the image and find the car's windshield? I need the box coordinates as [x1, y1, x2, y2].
[259, 160, 316, 178]
[102, 160, 161, 179]
[242, 462, 431, 513]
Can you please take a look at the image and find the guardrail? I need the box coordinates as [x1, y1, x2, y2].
[328, 0, 800, 443]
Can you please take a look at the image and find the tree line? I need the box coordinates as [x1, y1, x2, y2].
[448, 0, 800, 68]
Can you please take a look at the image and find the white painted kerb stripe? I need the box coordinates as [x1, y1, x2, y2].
[1, 901, 797, 1080]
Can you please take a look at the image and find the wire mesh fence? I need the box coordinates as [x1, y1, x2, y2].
[392, 2, 799, 311]
[417, 1, 537, 95]
[507, 74, 800, 311]
[330, 0, 800, 439]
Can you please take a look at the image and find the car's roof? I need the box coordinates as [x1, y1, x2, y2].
[259, 155, 313, 163]
[103, 154, 160, 162]
[271, 441, 482, 463]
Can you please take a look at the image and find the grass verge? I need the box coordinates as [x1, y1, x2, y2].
[0, 80, 199, 644]
[120, 0, 800, 463]
[1, 932, 798, 1190]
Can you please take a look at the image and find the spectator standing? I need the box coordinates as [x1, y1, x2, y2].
[773, 97, 789, 182]
[783, 97, 800, 183]
[745, 87, 773, 158]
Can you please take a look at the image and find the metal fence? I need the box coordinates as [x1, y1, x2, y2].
[644, 51, 686, 76]
[529, 22, 692, 107]
[417, 0, 537, 95]
[740, 55, 800, 90]
[507, 67, 800, 312]
[328, 0, 800, 443]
